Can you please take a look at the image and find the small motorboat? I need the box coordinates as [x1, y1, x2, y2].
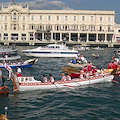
[92, 46, 104, 50]
[73, 45, 89, 51]
[0, 59, 39, 68]
[0, 55, 21, 61]
[0, 86, 9, 95]
[92, 53, 100, 58]
[0, 44, 18, 55]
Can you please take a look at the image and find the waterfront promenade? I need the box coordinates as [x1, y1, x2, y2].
[0, 40, 120, 47]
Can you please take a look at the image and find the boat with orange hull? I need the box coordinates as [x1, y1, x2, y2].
[0, 86, 9, 95]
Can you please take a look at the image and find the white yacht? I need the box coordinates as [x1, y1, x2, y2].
[22, 44, 78, 57]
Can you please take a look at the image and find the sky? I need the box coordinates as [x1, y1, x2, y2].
[0, 0, 120, 23]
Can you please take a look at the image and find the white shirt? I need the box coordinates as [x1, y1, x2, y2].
[62, 76, 66, 81]
[50, 76, 54, 83]
[67, 75, 71, 81]
[44, 77, 47, 83]
[17, 68, 21, 74]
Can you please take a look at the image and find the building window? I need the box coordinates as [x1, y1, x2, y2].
[14, 24, 16, 30]
[32, 15, 34, 20]
[30, 33, 34, 40]
[23, 25, 25, 30]
[57, 16, 59, 20]
[65, 16, 67, 20]
[21, 34, 26, 41]
[108, 17, 111, 21]
[74, 16, 76, 20]
[100, 17, 102, 21]
[13, 13, 16, 20]
[32, 25, 34, 30]
[82, 16, 85, 21]
[91, 16, 93, 21]
[5, 16, 7, 20]
[48, 16, 51, 20]
[4, 33, 8, 41]
[40, 15, 42, 20]
[23, 16, 25, 20]
[5, 25, 7, 30]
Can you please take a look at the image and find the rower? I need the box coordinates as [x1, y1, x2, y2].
[79, 71, 84, 79]
[43, 74, 48, 83]
[66, 73, 71, 81]
[60, 73, 66, 81]
[49, 74, 54, 84]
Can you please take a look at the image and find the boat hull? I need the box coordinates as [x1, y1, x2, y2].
[0, 86, 9, 94]
[17, 74, 113, 91]
[23, 52, 78, 58]
[0, 55, 21, 61]
[0, 49, 18, 54]
[68, 63, 88, 68]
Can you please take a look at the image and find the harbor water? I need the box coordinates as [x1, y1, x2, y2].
[0, 46, 120, 120]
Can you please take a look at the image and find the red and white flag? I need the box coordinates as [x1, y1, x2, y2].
[4, 62, 12, 72]
[33, 32, 36, 37]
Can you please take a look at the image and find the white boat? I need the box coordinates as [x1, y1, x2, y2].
[92, 46, 104, 50]
[22, 44, 78, 58]
[0, 45, 18, 54]
[92, 53, 100, 58]
[73, 45, 89, 51]
[0, 55, 21, 61]
[11, 73, 113, 92]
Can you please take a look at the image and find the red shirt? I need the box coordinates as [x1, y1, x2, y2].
[88, 64, 92, 71]
[108, 63, 112, 69]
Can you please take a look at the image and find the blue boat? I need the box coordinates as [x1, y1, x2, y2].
[0, 59, 39, 68]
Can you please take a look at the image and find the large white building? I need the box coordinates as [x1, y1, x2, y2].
[0, 4, 120, 45]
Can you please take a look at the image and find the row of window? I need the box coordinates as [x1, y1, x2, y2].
[3, 24, 113, 32]
[4, 14, 111, 22]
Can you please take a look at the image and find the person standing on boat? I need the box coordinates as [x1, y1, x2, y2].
[87, 62, 92, 72]
[43, 74, 47, 83]
[0, 68, 2, 87]
[60, 73, 66, 81]
[49, 74, 54, 84]
[16, 66, 22, 77]
[70, 59, 76, 64]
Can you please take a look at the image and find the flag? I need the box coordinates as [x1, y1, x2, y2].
[12, 0, 16, 5]
[33, 32, 36, 37]
[78, 33, 80, 40]
[4, 62, 12, 72]
[112, 34, 116, 41]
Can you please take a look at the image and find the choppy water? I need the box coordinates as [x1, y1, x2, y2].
[0, 46, 120, 120]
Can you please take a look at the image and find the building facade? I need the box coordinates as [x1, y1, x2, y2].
[0, 4, 120, 45]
